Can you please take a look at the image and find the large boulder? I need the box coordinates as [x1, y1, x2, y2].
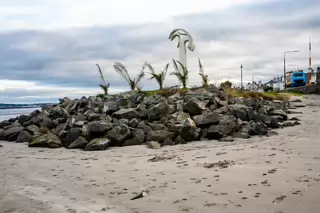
[255, 114, 280, 128]
[112, 108, 139, 120]
[68, 136, 89, 149]
[3, 126, 24, 140]
[29, 132, 62, 148]
[183, 99, 206, 115]
[0, 120, 11, 129]
[0, 129, 5, 140]
[137, 121, 153, 134]
[107, 124, 131, 145]
[18, 115, 30, 126]
[228, 104, 249, 121]
[269, 109, 288, 120]
[193, 113, 220, 126]
[207, 115, 239, 139]
[180, 118, 199, 142]
[147, 101, 170, 122]
[103, 101, 119, 114]
[251, 122, 268, 135]
[170, 111, 190, 124]
[63, 128, 82, 147]
[87, 121, 113, 137]
[146, 130, 174, 143]
[16, 131, 33, 143]
[84, 138, 111, 151]
[124, 129, 145, 146]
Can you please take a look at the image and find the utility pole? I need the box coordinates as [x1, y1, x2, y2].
[284, 50, 300, 89]
[240, 64, 243, 90]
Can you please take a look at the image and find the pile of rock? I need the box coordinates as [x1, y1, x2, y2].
[0, 86, 298, 151]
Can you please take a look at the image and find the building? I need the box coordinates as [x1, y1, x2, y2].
[264, 76, 284, 91]
[245, 81, 264, 92]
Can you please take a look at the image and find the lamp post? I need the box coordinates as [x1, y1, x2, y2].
[240, 64, 243, 90]
[288, 64, 299, 71]
[284, 50, 300, 89]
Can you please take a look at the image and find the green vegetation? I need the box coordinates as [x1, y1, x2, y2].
[146, 62, 169, 90]
[220, 80, 232, 89]
[198, 58, 209, 89]
[113, 62, 146, 91]
[170, 59, 189, 89]
[96, 64, 110, 96]
[225, 88, 289, 101]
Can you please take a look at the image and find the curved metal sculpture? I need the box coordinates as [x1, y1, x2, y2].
[168, 28, 195, 69]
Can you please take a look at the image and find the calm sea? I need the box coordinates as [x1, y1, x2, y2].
[0, 108, 40, 122]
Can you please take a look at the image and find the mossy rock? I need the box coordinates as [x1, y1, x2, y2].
[29, 133, 62, 148]
[84, 138, 111, 151]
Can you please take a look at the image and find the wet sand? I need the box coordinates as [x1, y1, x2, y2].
[1, 95, 320, 213]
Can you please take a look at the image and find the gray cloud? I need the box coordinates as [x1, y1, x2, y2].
[1, 0, 320, 103]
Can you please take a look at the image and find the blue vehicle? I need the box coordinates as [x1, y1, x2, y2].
[291, 71, 307, 88]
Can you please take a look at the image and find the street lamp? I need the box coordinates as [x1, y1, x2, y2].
[288, 64, 299, 71]
[284, 50, 300, 89]
[240, 64, 243, 90]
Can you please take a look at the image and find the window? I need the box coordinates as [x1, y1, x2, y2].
[294, 73, 303, 77]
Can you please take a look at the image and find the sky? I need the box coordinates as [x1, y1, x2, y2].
[0, 0, 320, 103]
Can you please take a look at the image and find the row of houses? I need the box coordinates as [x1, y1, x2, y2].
[234, 76, 284, 92]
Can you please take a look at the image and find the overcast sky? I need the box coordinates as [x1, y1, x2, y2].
[0, 0, 319, 103]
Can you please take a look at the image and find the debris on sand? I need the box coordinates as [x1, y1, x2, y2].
[273, 195, 287, 204]
[130, 190, 148, 200]
[148, 154, 176, 162]
[204, 160, 235, 169]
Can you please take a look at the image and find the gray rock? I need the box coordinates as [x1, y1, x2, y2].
[219, 136, 234, 142]
[266, 130, 279, 137]
[0, 129, 5, 140]
[112, 108, 139, 120]
[292, 103, 306, 108]
[75, 113, 86, 122]
[162, 138, 175, 146]
[40, 116, 55, 129]
[74, 121, 86, 127]
[18, 115, 29, 125]
[183, 98, 206, 115]
[124, 129, 145, 146]
[147, 101, 170, 122]
[29, 132, 62, 148]
[269, 109, 288, 120]
[232, 132, 250, 139]
[180, 118, 199, 142]
[3, 126, 24, 139]
[207, 115, 239, 139]
[103, 101, 118, 114]
[108, 124, 131, 145]
[63, 128, 82, 147]
[282, 121, 294, 127]
[146, 141, 161, 149]
[0, 120, 11, 129]
[87, 121, 113, 137]
[193, 113, 220, 126]
[16, 131, 33, 143]
[174, 135, 186, 144]
[228, 104, 249, 121]
[128, 118, 139, 128]
[136, 104, 148, 119]
[117, 119, 129, 125]
[293, 121, 301, 125]
[86, 112, 100, 121]
[68, 136, 89, 149]
[25, 125, 39, 135]
[170, 111, 190, 124]
[137, 121, 152, 134]
[84, 138, 111, 151]
[251, 122, 268, 135]
[146, 130, 174, 143]
[148, 123, 167, 131]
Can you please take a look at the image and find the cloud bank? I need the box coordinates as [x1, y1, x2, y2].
[0, 0, 320, 103]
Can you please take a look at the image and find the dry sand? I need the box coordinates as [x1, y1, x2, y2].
[1, 95, 320, 213]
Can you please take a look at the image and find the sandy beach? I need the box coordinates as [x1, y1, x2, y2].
[1, 95, 320, 213]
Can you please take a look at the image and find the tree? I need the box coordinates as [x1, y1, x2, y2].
[96, 64, 110, 96]
[198, 58, 209, 89]
[146, 62, 169, 90]
[220, 80, 232, 89]
[170, 59, 189, 89]
[113, 62, 146, 91]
